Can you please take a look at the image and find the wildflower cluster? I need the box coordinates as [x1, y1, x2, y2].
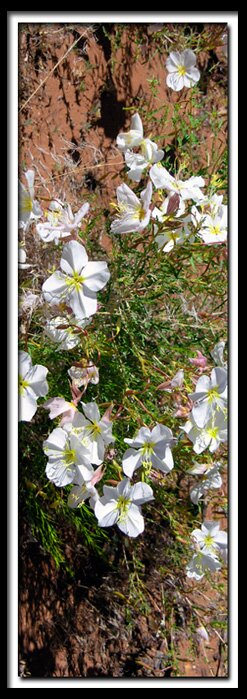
[18, 47, 228, 581]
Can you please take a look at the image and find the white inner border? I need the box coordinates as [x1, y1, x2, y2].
[8, 11, 238, 688]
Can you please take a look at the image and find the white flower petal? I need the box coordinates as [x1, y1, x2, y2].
[19, 388, 37, 422]
[117, 504, 144, 537]
[60, 240, 88, 276]
[122, 449, 143, 477]
[82, 261, 110, 292]
[94, 500, 119, 527]
[130, 481, 154, 505]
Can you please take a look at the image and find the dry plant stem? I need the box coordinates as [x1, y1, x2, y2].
[19, 26, 94, 113]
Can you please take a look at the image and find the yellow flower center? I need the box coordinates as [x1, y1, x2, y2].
[117, 495, 131, 518]
[207, 427, 219, 439]
[207, 387, 220, 403]
[63, 448, 76, 465]
[209, 224, 221, 236]
[204, 534, 214, 547]
[21, 194, 33, 213]
[18, 376, 29, 395]
[177, 65, 186, 76]
[65, 271, 85, 292]
[141, 441, 155, 457]
[86, 421, 102, 437]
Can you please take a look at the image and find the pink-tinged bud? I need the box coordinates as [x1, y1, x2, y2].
[166, 192, 180, 215]
[90, 465, 105, 487]
[189, 350, 208, 369]
[102, 403, 114, 423]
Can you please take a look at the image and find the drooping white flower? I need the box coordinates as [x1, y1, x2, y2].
[182, 412, 227, 454]
[19, 350, 49, 422]
[19, 290, 41, 317]
[124, 141, 164, 183]
[186, 551, 221, 581]
[189, 368, 227, 428]
[65, 402, 115, 466]
[43, 427, 92, 488]
[68, 362, 99, 389]
[122, 424, 174, 478]
[116, 113, 144, 152]
[191, 521, 227, 556]
[211, 341, 227, 369]
[67, 463, 104, 509]
[44, 315, 91, 351]
[189, 463, 223, 505]
[42, 240, 110, 320]
[150, 163, 205, 203]
[152, 196, 192, 252]
[36, 200, 89, 243]
[43, 397, 77, 427]
[166, 49, 200, 92]
[110, 181, 152, 235]
[19, 169, 42, 229]
[94, 478, 154, 537]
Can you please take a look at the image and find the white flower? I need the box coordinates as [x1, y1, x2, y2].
[196, 626, 209, 642]
[68, 463, 104, 509]
[124, 141, 164, 183]
[19, 169, 42, 229]
[189, 368, 227, 428]
[42, 240, 110, 320]
[43, 427, 92, 488]
[110, 181, 152, 235]
[211, 341, 227, 369]
[198, 207, 227, 245]
[152, 197, 193, 252]
[122, 424, 174, 478]
[186, 551, 221, 581]
[36, 200, 89, 243]
[182, 412, 227, 453]
[65, 402, 114, 466]
[189, 463, 222, 505]
[44, 315, 91, 351]
[116, 113, 144, 152]
[191, 521, 227, 556]
[68, 362, 99, 389]
[166, 49, 200, 92]
[94, 478, 154, 538]
[19, 350, 49, 422]
[18, 246, 31, 270]
[19, 291, 40, 317]
[150, 163, 205, 203]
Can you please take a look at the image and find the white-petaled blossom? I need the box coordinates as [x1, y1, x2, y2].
[152, 196, 192, 252]
[65, 402, 115, 466]
[19, 350, 49, 422]
[150, 163, 205, 203]
[124, 141, 164, 183]
[68, 362, 99, 389]
[182, 412, 227, 454]
[211, 341, 227, 369]
[36, 200, 89, 243]
[94, 478, 154, 538]
[44, 315, 91, 351]
[191, 521, 227, 556]
[189, 463, 222, 505]
[197, 207, 227, 245]
[116, 113, 144, 151]
[43, 427, 92, 488]
[166, 49, 200, 92]
[68, 463, 104, 509]
[186, 551, 221, 581]
[110, 181, 152, 235]
[42, 240, 110, 320]
[19, 169, 42, 229]
[189, 367, 227, 428]
[122, 424, 174, 478]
